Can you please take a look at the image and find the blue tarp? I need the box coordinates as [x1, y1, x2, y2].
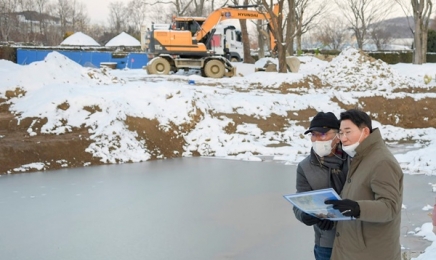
[16, 49, 148, 69]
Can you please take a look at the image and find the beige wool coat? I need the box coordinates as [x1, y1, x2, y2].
[331, 128, 403, 260]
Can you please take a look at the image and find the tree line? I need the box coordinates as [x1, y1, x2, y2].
[0, 0, 434, 68]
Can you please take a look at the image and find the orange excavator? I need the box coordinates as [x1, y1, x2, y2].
[146, 4, 279, 78]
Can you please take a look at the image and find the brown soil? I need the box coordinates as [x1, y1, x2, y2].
[0, 104, 100, 174]
[1, 79, 435, 175]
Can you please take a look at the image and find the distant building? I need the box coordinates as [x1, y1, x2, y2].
[0, 10, 62, 45]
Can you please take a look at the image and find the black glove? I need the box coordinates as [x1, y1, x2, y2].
[317, 219, 335, 230]
[325, 199, 360, 218]
[301, 212, 320, 226]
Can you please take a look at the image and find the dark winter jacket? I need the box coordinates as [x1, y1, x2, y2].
[293, 146, 348, 248]
[331, 128, 403, 260]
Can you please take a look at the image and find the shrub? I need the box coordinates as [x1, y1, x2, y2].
[399, 51, 413, 63]
[368, 52, 400, 64]
[427, 30, 436, 52]
[426, 53, 436, 62]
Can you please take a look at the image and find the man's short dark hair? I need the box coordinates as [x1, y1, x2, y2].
[339, 109, 373, 133]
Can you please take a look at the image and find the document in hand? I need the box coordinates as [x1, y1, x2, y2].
[283, 188, 354, 221]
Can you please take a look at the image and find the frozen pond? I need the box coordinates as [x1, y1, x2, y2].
[0, 158, 313, 260]
[0, 157, 435, 259]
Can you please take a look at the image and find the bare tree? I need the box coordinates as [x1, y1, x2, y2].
[16, 0, 36, 42]
[267, 0, 298, 57]
[255, 19, 267, 58]
[285, 0, 296, 56]
[315, 18, 347, 50]
[70, 0, 89, 33]
[294, 0, 327, 52]
[145, 1, 173, 25]
[241, 0, 270, 58]
[369, 26, 393, 50]
[210, 0, 229, 10]
[35, 0, 49, 40]
[262, 0, 295, 73]
[17, 0, 33, 11]
[156, 0, 230, 18]
[334, 0, 395, 50]
[412, 0, 433, 64]
[172, 0, 196, 16]
[87, 22, 108, 45]
[126, 0, 148, 33]
[0, 0, 20, 41]
[56, 0, 73, 35]
[191, 0, 207, 16]
[0, 0, 74, 45]
[228, 0, 256, 63]
[108, 1, 128, 33]
[395, 0, 433, 64]
[45, 3, 64, 45]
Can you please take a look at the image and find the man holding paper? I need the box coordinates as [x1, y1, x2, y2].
[325, 109, 403, 260]
[293, 112, 348, 260]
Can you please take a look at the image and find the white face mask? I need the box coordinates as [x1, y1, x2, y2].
[342, 131, 364, 157]
[312, 139, 335, 157]
[342, 142, 359, 157]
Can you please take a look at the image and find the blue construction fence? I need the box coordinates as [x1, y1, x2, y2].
[16, 49, 149, 69]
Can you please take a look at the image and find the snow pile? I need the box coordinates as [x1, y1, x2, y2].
[395, 141, 436, 174]
[320, 47, 420, 92]
[254, 56, 329, 77]
[26, 52, 97, 85]
[1, 52, 120, 93]
[411, 223, 436, 260]
[0, 59, 21, 73]
[298, 56, 330, 75]
[60, 32, 100, 46]
[105, 32, 141, 47]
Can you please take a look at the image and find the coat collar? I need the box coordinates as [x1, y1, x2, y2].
[353, 128, 383, 159]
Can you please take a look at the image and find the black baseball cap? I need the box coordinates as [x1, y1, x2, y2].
[304, 112, 340, 134]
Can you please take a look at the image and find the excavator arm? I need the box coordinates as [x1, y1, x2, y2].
[195, 4, 279, 53]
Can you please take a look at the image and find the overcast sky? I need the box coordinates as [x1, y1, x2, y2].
[86, 0, 111, 24]
[84, 0, 406, 25]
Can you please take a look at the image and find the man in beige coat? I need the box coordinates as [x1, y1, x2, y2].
[325, 109, 403, 260]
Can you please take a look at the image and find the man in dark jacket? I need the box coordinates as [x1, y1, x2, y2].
[293, 112, 348, 260]
[325, 109, 403, 260]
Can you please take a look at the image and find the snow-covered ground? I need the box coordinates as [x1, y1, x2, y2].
[1, 47, 436, 259]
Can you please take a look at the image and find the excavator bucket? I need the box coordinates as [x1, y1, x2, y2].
[225, 66, 236, 77]
[223, 58, 236, 78]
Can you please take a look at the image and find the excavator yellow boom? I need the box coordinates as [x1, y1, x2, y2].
[195, 4, 279, 51]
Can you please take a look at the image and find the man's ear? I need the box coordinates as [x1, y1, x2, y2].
[363, 127, 371, 137]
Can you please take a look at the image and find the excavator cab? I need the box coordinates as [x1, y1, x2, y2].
[148, 22, 209, 58]
[173, 17, 205, 36]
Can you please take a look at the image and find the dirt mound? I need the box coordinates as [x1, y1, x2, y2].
[0, 103, 99, 174]
[320, 47, 419, 91]
[1, 48, 435, 175]
[1, 92, 434, 174]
